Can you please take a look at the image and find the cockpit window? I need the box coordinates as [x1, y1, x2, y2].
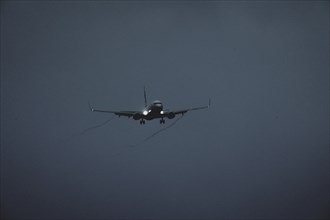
[153, 100, 162, 104]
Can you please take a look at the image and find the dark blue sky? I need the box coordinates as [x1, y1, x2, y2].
[1, 1, 329, 219]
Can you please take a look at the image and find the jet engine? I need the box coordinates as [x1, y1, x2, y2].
[133, 113, 142, 120]
[167, 112, 175, 119]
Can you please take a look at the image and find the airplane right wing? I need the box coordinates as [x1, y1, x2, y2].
[164, 99, 211, 116]
[171, 105, 209, 115]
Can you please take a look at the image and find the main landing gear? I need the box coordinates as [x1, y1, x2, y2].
[160, 119, 165, 124]
[140, 119, 145, 125]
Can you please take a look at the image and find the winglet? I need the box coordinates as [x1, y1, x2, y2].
[88, 101, 94, 112]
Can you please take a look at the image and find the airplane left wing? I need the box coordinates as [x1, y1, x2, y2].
[89, 103, 138, 117]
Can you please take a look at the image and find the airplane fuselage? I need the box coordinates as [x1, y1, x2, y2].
[143, 100, 164, 120]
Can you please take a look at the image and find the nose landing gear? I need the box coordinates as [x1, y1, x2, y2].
[160, 119, 165, 124]
[140, 119, 145, 125]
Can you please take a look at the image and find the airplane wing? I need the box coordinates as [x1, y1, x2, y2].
[165, 99, 211, 116]
[89, 103, 138, 117]
[171, 106, 209, 115]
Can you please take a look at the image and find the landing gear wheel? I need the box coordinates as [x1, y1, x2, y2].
[160, 119, 165, 124]
[140, 120, 145, 125]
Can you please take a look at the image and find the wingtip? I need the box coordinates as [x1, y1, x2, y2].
[88, 101, 94, 112]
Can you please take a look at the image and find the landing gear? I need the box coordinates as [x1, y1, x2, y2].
[160, 119, 165, 124]
[140, 119, 145, 125]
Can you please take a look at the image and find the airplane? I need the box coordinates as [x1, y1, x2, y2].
[89, 87, 210, 124]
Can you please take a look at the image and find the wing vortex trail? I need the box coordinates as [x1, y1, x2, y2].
[143, 115, 184, 142]
[60, 115, 115, 143]
[79, 115, 115, 135]
[128, 115, 184, 148]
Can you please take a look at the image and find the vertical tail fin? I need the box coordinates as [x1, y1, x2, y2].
[144, 86, 148, 107]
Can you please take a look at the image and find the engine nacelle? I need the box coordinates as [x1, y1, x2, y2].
[167, 112, 175, 119]
[133, 113, 142, 120]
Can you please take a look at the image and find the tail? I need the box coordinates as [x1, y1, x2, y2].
[144, 86, 148, 107]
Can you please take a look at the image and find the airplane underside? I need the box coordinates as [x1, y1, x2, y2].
[139, 114, 167, 124]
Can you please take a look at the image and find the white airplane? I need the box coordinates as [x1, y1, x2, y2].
[89, 87, 210, 124]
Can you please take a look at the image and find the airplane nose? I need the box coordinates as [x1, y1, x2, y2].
[154, 104, 163, 111]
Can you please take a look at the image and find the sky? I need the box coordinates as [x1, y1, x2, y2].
[1, 1, 329, 219]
